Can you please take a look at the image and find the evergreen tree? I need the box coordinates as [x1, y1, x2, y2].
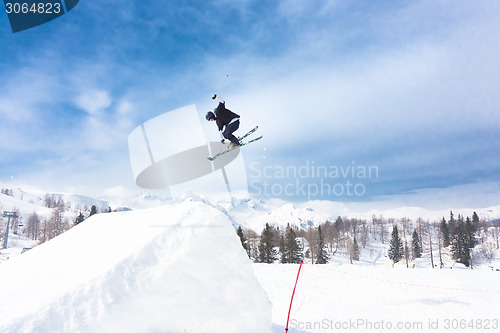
[280, 229, 290, 263]
[89, 205, 98, 217]
[279, 234, 287, 263]
[284, 226, 303, 264]
[411, 229, 422, 258]
[440, 217, 450, 247]
[388, 225, 403, 263]
[316, 226, 329, 264]
[451, 215, 473, 267]
[448, 211, 456, 235]
[257, 223, 277, 263]
[236, 226, 250, 257]
[450, 227, 462, 264]
[472, 211, 480, 231]
[74, 212, 85, 225]
[465, 216, 476, 249]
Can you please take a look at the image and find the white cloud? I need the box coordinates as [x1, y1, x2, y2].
[116, 99, 133, 116]
[74, 89, 113, 116]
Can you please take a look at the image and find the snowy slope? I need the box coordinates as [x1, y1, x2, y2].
[0, 201, 272, 333]
[1, 187, 499, 333]
[0, 186, 110, 222]
[0, 191, 52, 222]
[255, 263, 500, 333]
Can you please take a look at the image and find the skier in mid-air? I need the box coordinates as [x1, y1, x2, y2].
[206, 94, 241, 149]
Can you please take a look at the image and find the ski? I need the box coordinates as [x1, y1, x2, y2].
[207, 135, 263, 161]
[207, 126, 259, 161]
[241, 135, 263, 147]
[238, 126, 258, 143]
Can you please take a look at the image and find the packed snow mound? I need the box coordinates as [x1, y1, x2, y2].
[0, 201, 272, 333]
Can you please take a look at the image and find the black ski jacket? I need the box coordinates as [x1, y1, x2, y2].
[214, 101, 240, 131]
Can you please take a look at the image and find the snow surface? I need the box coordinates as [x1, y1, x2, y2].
[2, 187, 500, 332]
[0, 201, 272, 333]
[254, 263, 500, 333]
[253, 237, 500, 332]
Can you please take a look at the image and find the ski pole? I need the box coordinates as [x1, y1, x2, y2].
[215, 74, 229, 95]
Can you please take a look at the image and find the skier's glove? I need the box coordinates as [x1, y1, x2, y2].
[212, 94, 217, 100]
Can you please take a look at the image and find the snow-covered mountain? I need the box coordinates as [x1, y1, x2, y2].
[120, 192, 500, 232]
[2, 183, 500, 236]
[0, 185, 109, 222]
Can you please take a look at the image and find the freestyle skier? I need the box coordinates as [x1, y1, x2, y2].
[205, 94, 241, 149]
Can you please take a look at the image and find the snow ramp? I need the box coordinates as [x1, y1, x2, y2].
[0, 201, 272, 333]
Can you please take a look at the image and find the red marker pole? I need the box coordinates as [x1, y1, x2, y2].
[285, 261, 304, 332]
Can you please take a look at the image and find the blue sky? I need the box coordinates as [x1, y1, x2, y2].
[1, 0, 500, 207]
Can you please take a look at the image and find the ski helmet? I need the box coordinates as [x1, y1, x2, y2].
[205, 111, 216, 121]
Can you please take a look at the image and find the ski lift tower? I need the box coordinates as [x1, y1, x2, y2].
[3, 211, 18, 249]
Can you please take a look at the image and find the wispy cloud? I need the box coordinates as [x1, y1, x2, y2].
[73, 89, 112, 116]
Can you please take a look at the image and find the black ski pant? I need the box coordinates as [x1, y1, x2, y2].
[223, 120, 240, 145]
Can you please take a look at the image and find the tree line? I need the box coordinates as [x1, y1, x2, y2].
[1, 189, 111, 246]
[238, 211, 499, 268]
[22, 203, 107, 244]
[237, 219, 359, 265]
